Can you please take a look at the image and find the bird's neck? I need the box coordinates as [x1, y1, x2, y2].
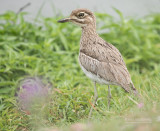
[80, 25, 99, 51]
[81, 25, 98, 41]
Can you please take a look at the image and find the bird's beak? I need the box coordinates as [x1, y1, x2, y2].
[57, 18, 71, 23]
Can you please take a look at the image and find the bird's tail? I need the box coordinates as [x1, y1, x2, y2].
[130, 82, 142, 99]
[130, 82, 138, 95]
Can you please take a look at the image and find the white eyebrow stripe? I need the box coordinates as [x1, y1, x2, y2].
[79, 12, 85, 14]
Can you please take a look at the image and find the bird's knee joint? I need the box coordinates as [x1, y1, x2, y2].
[95, 95, 98, 99]
[95, 94, 98, 100]
[108, 95, 112, 99]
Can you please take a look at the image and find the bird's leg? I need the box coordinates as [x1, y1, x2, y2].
[107, 85, 112, 110]
[88, 81, 98, 119]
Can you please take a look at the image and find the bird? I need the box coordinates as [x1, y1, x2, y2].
[58, 8, 139, 118]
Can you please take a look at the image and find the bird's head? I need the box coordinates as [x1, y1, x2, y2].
[58, 8, 96, 28]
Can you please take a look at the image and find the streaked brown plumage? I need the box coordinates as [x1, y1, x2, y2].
[58, 8, 139, 118]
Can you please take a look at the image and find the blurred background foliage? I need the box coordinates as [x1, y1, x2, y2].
[0, 10, 160, 130]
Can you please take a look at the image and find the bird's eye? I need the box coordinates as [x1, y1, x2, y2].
[78, 13, 85, 18]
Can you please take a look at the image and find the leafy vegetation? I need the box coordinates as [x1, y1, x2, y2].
[0, 9, 160, 130]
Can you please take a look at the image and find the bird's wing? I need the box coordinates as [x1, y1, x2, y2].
[79, 40, 134, 92]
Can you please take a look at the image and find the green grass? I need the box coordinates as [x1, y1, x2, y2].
[0, 10, 160, 130]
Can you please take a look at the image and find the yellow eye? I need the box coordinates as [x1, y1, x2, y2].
[78, 13, 85, 18]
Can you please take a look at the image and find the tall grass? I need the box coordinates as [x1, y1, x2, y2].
[0, 10, 160, 130]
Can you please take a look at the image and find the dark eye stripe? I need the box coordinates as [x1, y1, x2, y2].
[74, 19, 84, 24]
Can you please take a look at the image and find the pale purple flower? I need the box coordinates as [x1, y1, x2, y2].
[137, 102, 144, 108]
[17, 77, 50, 112]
